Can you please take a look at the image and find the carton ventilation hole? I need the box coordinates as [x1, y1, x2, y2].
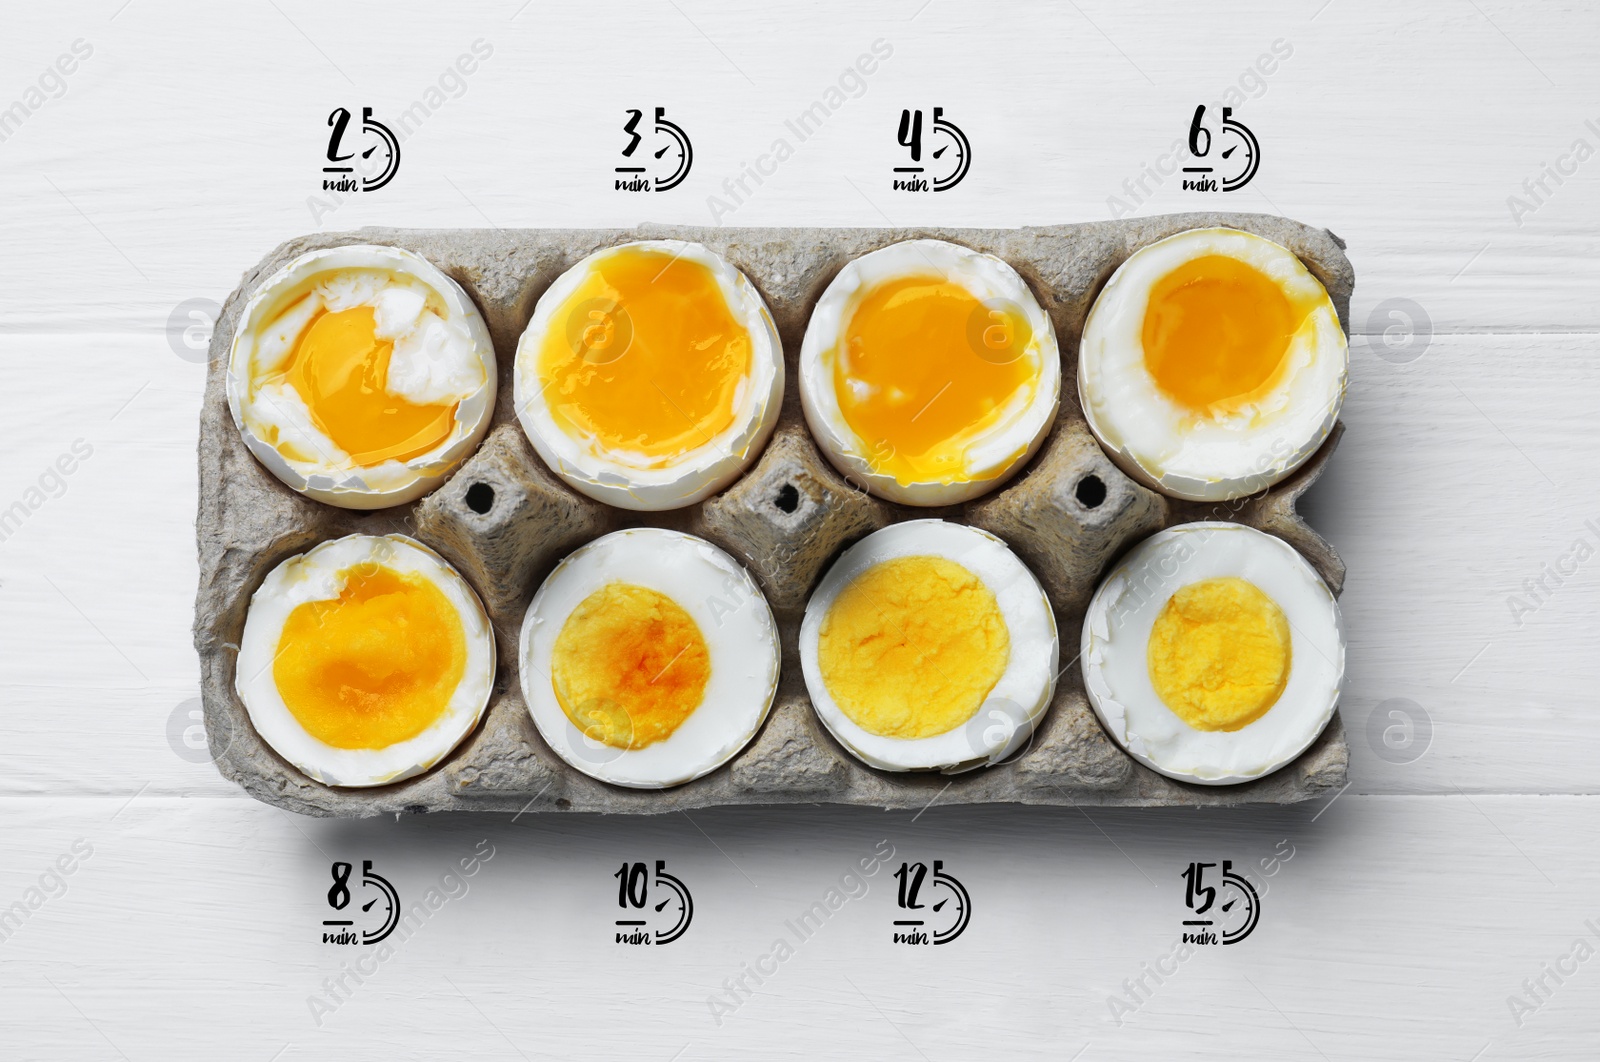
[465, 482, 496, 515]
[773, 483, 800, 514]
[1075, 474, 1107, 509]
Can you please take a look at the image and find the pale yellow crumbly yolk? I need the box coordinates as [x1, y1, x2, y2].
[550, 583, 711, 750]
[537, 247, 752, 461]
[274, 564, 467, 750]
[279, 303, 458, 465]
[1146, 576, 1291, 732]
[1142, 254, 1318, 414]
[817, 555, 1010, 739]
[835, 277, 1035, 485]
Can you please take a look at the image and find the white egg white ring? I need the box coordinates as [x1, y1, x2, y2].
[519, 528, 781, 789]
[800, 520, 1058, 773]
[235, 534, 496, 789]
[225, 245, 497, 510]
[1078, 228, 1347, 502]
[513, 240, 784, 512]
[799, 239, 1062, 506]
[1080, 522, 1344, 785]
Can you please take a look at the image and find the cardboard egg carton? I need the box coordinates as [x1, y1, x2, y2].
[194, 213, 1353, 818]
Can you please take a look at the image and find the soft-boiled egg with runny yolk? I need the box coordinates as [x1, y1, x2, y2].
[236, 534, 495, 788]
[1078, 228, 1347, 502]
[520, 528, 780, 788]
[1080, 521, 1345, 785]
[800, 239, 1061, 506]
[800, 520, 1058, 772]
[227, 245, 496, 508]
[514, 241, 783, 511]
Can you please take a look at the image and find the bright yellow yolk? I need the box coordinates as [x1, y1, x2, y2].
[550, 583, 711, 750]
[536, 248, 752, 462]
[280, 304, 458, 465]
[274, 565, 467, 750]
[835, 277, 1036, 485]
[1146, 576, 1291, 732]
[818, 555, 1010, 739]
[1142, 254, 1320, 414]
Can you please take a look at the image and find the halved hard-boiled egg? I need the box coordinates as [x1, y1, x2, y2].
[800, 239, 1061, 505]
[226, 245, 496, 508]
[235, 534, 495, 788]
[1081, 522, 1344, 785]
[519, 528, 780, 788]
[800, 520, 1058, 772]
[1079, 228, 1347, 501]
[513, 241, 783, 511]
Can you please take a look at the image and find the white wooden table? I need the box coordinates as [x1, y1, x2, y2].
[2, 2, 1597, 1057]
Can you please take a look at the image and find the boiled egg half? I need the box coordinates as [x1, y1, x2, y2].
[800, 520, 1058, 772]
[1080, 522, 1344, 785]
[227, 245, 496, 508]
[800, 239, 1061, 505]
[1079, 228, 1347, 501]
[519, 528, 780, 788]
[514, 241, 783, 511]
[235, 534, 495, 788]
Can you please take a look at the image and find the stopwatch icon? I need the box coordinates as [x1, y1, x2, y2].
[929, 108, 970, 192]
[651, 108, 693, 192]
[929, 861, 971, 944]
[1218, 861, 1260, 945]
[1217, 108, 1259, 192]
[652, 861, 694, 945]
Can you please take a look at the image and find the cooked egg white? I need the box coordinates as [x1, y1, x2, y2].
[1078, 228, 1347, 502]
[1080, 521, 1344, 785]
[226, 245, 496, 509]
[800, 519, 1058, 772]
[799, 239, 1061, 506]
[513, 240, 784, 511]
[519, 528, 780, 788]
[235, 534, 495, 788]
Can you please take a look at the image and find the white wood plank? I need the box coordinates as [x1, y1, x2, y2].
[0, 795, 1595, 1059]
[3, 5, 1599, 1056]
[0, 2, 1597, 333]
[1313, 331, 1600, 794]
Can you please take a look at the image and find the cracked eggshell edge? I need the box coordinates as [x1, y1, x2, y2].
[511, 240, 785, 512]
[1079, 521, 1346, 786]
[798, 239, 1062, 507]
[224, 244, 497, 510]
[233, 533, 497, 789]
[798, 520, 1059, 773]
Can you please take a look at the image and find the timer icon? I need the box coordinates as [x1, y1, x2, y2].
[323, 860, 400, 945]
[323, 107, 401, 193]
[893, 860, 971, 944]
[616, 107, 693, 192]
[1216, 862, 1260, 944]
[614, 859, 694, 945]
[893, 108, 970, 192]
[651, 862, 694, 944]
[1183, 105, 1259, 193]
[651, 109, 693, 192]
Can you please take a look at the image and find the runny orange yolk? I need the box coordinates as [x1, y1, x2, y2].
[274, 564, 467, 750]
[1141, 254, 1315, 414]
[1146, 576, 1291, 732]
[550, 583, 712, 750]
[835, 277, 1036, 486]
[279, 303, 458, 465]
[536, 248, 752, 462]
[817, 555, 1010, 739]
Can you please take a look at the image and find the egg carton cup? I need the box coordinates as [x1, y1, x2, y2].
[195, 213, 1353, 818]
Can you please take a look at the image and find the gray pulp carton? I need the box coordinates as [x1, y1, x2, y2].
[194, 213, 1352, 817]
